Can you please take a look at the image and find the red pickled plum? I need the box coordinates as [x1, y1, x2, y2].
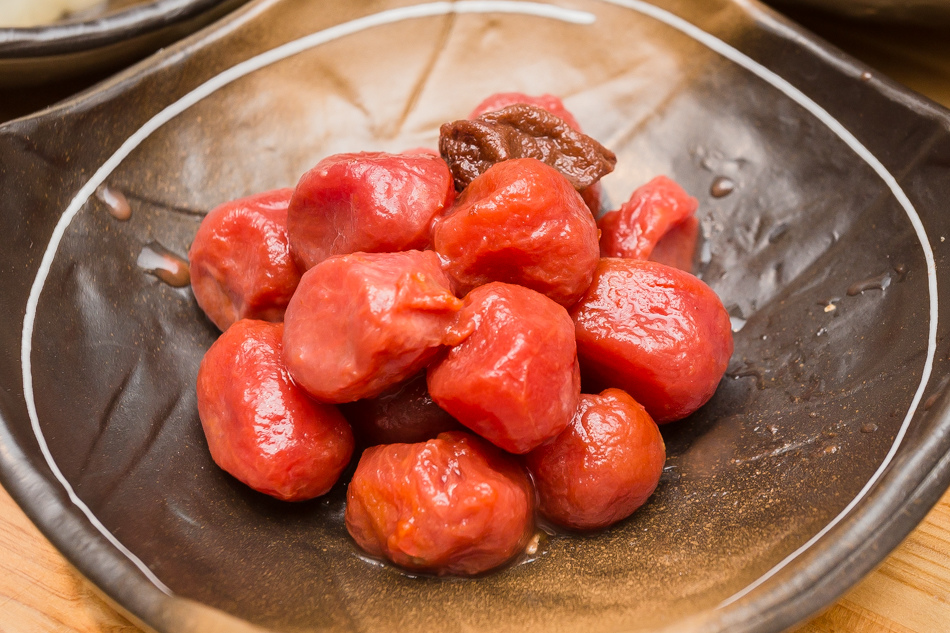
[287, 151, 455, 270]
[432, 158, 599, 307]
[428, 282, 580, 454]
[649, 215, 700, 273]
[189, 189, 300, 331]
[196, 320, 354, 501]
[345, 431, 534, 576]
[571, 259, 733, 423]
[339, 372, 462, 446]
[525, 389, 665, 530]
[599, 176, 698, 260]
[283, 250, 462, 403]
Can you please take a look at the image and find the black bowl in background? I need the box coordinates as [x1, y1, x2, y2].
[2, 1, 950, 632]
[0, 0, 248, 88]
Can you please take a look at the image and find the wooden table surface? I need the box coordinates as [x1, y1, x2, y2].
[3, 6, 950, 633]
[0, 481, 948, 633]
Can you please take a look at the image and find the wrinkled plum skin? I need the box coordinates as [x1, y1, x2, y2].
[599, 176, 699, 260]
[428, 283, 580, 454]
[188, 189, 300, 331]
[468, 92, 583, 131]
[432, 158, 599, 307]
[339, 372, 462, 446]
[525, 389, 665, 530]
[196, 320, 354, 501]
[345, 431, 534, 576]
[571, 259, 733, 423]
[440, 104, 616, 192]
[282, 250, 462, 404]
[469, 92, 602, 215]
[287, 152, 455, 270]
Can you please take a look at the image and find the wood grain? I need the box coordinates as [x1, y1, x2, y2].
[0, 481, 948, 633]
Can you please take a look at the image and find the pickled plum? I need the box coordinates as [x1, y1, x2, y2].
[282, 250, 462, 403]
[432, 158, 599, 307]
[648, 215, 700, 273]
[467, 92, 603, 215]
[468, 92, 583, 131]
[599, 175, 699, 260]
[440, 104, 616, 191]
[345, 431, 534, 576]
[196, 319, 354, 501]
[571, 259, 733, 423]
[287, 151, 455, 270]
[427, 282, 580, 454]
[188, 189, 300, 331]
[339, 372, 462, 446]
[525, 389, 665, 530]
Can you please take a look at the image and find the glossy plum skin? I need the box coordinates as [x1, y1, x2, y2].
[428, 283, 580, 454]
[345, 431, 535, 576]
[196, 320, 354, 501]
[432, 158, 599, 307]
[525, 389, 665, 530]
[188, 189, 300, 331]
[287, 151, 455, 270]
[599, 176, 698, 260]
[282, 250, 462, 404]
[571, 259, 733, 423]
[339, 372, 462, 446]
[648, 215, 699, 273]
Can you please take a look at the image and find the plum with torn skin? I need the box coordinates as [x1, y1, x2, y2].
[282, 250, 463, 404]
[428, 282, 580, 454]
[432, 157, 599, 307]
[188, 188, 300, 331]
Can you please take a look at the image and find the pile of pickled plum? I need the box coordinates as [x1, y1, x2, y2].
[190, 93, 733, 576]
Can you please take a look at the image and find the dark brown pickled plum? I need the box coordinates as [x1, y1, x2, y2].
[339, 372, 462, 446]
[427, 282, 580, 454]
[571, 259, 733, 423]
[599, 176, 698, 260]
[287, 151, 455, 270]
[466, 93, 602, 215]
[432, 158, 599, 307]
[345, 431, 534, 576]
[440, 104, 616, 192]
[188, 189, 300, 331]
[525, 389, 666, 530]
[468, 92, 583, 136]
[282, 250, 462, 404]
[196, 320, 354, 501]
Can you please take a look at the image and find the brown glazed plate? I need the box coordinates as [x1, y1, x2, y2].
[1, 0, 950, 631]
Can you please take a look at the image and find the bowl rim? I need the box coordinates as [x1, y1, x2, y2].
[0, 0, 231, 58]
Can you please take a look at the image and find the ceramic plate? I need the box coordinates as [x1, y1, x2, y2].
[2, 1, 950, 632]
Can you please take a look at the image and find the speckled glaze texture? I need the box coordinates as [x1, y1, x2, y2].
[1, 1, 950, 632]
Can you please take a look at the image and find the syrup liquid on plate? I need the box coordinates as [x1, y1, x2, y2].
[137, 241, 190, 287]
[709, 176, 735, 198]
[96, 185, 131, 221]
